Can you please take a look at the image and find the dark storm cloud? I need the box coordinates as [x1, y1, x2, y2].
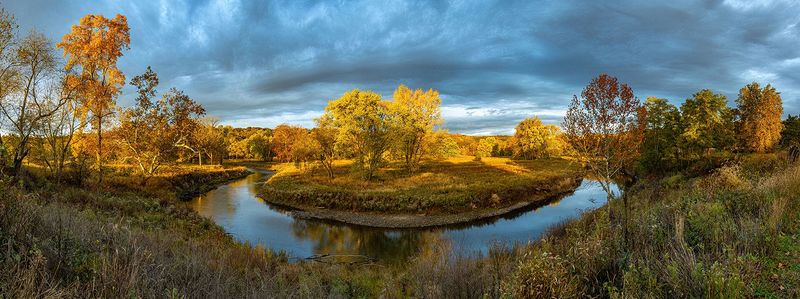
[6, 0, 800, 134]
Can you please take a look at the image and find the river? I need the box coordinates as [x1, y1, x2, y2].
[190, 169, 617, 263]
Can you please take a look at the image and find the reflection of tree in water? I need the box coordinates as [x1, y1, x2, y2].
[291, 220, 441, 263]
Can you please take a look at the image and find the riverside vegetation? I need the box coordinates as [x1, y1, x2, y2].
[1, 7, 799, 298]
[261, 157, 581, 215]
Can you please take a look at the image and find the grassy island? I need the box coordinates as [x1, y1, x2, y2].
[259, 156, 583, 219]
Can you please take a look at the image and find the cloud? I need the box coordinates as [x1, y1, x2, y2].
[6, 0, 800, 135]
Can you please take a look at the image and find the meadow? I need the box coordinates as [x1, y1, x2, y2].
[261, 156, 583, 214]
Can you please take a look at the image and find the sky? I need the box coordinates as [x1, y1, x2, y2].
[6, 0, 800, 135]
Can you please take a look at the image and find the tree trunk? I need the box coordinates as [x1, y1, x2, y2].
[97, 114, 103, 185]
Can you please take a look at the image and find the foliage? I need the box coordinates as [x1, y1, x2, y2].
[119, 67, 206, 177]
[194, 118, 227, 164]
[426, 131, 461, 159]
[782, 115, 800, 147]
[640, 97, 681, 171]
[271, 124, 311, 164]
[58, 13, 130, 183]
[388, 84, 442, 171]
[0, 30, 68, 176]
[311, 120, 338, 178]
[511, 116, 562, 160]
[321, 89, 391, 180]
[680, 89, 735, 157]
[475, 137, 498, 161]
[244, 130, 271, 161]
[737, 82, 783, 153]
[563, 73, 646, 199]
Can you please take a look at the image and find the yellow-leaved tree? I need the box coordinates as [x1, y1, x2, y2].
[511, 116, 560, 160]
[736, 82, 783, 153]
[389, 84, 442, 172]
[58, 14, 129, 184]
[322, 89, 391, 180]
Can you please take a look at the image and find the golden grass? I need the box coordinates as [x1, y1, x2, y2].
[263, 156, 582, 213]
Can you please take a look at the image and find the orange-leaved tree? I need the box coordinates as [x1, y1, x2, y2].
[736, 82, 783, 153]
[562, 74, 646, 246]
[58, 14, 129, 184]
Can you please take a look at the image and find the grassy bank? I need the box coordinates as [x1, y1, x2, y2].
[0, 168, 517, 298]
[2, 156, 798, 297]
[260, 156, 583, 214]
[506, 156, 800, 297]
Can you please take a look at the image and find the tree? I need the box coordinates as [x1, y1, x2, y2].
[512, 116, 552, 160]
[118, 66, 172, 180]
[680, 89, 735, 158]
[562, 74, 646, 247]
[58, 14, 130, 184]
[476, 137, 497, 161]
[389, 84, 442, 171]
[194, 118, 227, 165]
[37, 79, 82, 182]
[781, 115, 800, 147]
[322, 89, 391, 180]
[563, 74, 646, 199]
[290, 130, 319, 167]
[227, 138, 249, 159]
[0, 31, 66, 176]
[426, 131, 460, 160]
[312, 118, 338, 178]
[736, 82, 783, 153]
[162, 88, 206, 165]
[271, 124, 307, 162]
[245, 130, 271, 161]
[0, 8, 16, 172]
[640, 97, 681, 171]
[118, 68, 206, 177]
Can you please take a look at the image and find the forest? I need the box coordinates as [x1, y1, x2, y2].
[1, 8, 799, 299]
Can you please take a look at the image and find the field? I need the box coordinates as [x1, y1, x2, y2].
[260, 156, 583, 214]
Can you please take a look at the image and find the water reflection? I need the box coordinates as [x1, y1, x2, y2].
[190, 170, 618, 263]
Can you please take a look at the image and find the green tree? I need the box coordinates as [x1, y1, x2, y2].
[322, 89, 391, 180]
[640, 97, 681, 171]
[736, 82, 783, 153]
[781, 115, 800, 147]
[389, 84, 442, 171]
[680, 89, 735, 158]
[245, 131, 271, 161]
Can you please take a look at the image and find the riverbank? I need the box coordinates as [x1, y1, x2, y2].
[2, 155, 797, 297]
[270, 175, 582, 228]
[258, 157, 583, 227]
